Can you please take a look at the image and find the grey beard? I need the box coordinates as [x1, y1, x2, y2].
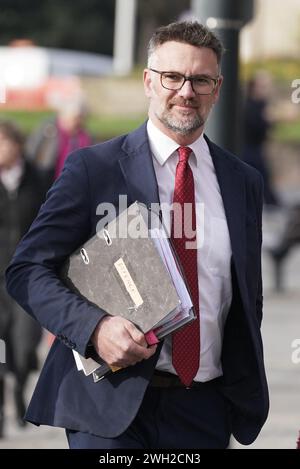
[156, 110, 204, 136]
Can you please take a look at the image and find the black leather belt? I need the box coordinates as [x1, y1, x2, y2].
[150, 370, 215, 389]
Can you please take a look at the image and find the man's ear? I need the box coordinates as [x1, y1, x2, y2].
[212, 75, 223, 104]
[143, 68, 152, 98]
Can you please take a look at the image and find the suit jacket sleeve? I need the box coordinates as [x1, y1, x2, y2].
[6, 150, 106, 356]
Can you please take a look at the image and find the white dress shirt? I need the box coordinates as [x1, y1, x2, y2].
[147, 119, 232, 382]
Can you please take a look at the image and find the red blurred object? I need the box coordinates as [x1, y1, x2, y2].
[297, 431, 300, 449]
[5, 87, 46, 109]
[0, 43, 112, 110]
[2, 77, 82, 111]
[9, 38, 36, 47]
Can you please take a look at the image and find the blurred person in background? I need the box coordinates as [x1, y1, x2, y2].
[0, 121, 43, 437]
[242, 71, 280, 208]
[268, 202, 300, 291]
[26, 96, 93, 194]
[26, 96, 93, 348]
[243, 73, 300, 291]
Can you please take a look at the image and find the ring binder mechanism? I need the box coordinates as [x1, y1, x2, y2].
[60, 201, 195, 382]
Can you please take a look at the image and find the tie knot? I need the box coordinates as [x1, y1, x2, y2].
[178, 146, 192, 163]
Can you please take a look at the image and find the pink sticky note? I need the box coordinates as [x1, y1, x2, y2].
[145, 330, 159, 345]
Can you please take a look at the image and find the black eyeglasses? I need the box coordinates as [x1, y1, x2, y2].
[149, 68, 219, 95]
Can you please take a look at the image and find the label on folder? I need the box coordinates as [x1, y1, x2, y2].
[114, 257, 144, 308]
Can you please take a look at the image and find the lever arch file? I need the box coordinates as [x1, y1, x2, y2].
[60, 201, 194, 382]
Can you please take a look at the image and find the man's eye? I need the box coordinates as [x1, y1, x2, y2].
[194, 77, 210, 85]
[164, 74, 182, 82]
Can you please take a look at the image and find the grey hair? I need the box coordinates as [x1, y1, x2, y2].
[147, 21, 224, 67]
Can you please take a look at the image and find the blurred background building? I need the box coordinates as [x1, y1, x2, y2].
[241, 0, 300, 61]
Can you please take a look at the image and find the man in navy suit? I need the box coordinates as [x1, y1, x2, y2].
[6, 21, 268, 448]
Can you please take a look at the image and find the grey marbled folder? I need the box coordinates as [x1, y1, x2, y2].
[61, 201, 182, 334]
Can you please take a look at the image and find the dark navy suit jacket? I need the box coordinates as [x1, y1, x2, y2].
[6, 123, 269, 445]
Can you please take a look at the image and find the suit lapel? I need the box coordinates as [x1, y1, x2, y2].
[119, 123, 160, 207]
[206, 137, 247, 283]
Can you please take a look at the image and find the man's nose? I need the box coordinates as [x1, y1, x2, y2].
[177, 79, 196, 99]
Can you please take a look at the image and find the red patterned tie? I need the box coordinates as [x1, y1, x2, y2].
[171, 146, 200, 387]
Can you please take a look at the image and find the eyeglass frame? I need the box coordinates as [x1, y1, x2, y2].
[149, 68, 220, 96]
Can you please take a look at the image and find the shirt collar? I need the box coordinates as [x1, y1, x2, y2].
[147, 119, 178, 166]
[147, 119, 208, 167]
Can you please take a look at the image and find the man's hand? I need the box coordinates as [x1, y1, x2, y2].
[91, 316, 157, 368]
